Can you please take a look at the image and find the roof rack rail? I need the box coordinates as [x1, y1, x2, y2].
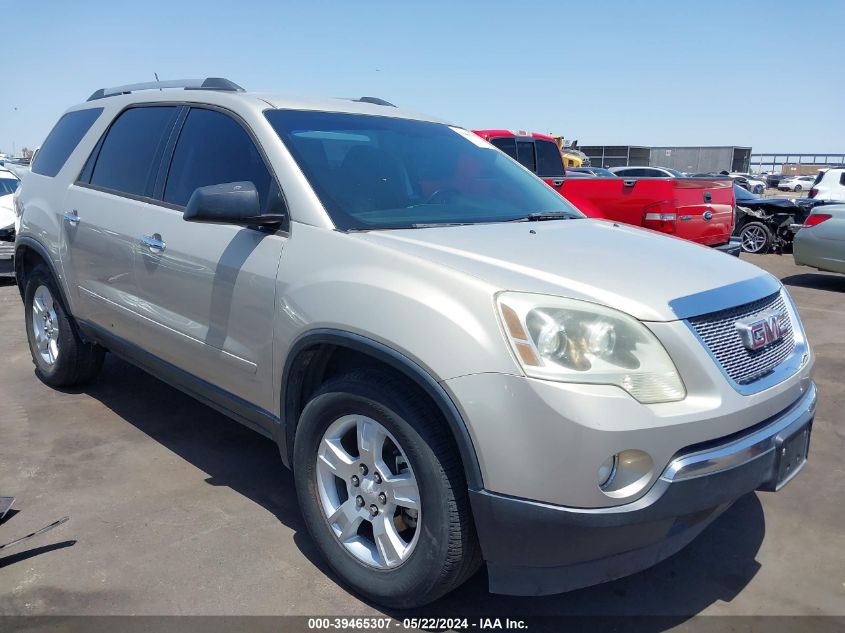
[87, 77, 245, 102]
[353, 96, 396, 107]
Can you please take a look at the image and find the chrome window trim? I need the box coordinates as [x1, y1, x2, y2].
[662, 382, 815, 483]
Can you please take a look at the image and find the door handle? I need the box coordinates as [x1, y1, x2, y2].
[141, 234, 166, 253]
[63, 210, 80, 226]
[623, 179, 637, 187]
[552, 178, 564, 187]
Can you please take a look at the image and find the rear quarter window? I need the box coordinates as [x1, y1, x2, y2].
[490, 137, 517, 160]
[535, 140, 564, 177]
[31, 108, 103, 177]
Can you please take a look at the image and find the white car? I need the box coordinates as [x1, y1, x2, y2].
[608, 166, 685, 178]
[729, 173, 766, 195]
[778, 175, 816, 192]
[0, 166, 20, 237]
[0, 166, 20, 276]
[809, 168, 845, 202]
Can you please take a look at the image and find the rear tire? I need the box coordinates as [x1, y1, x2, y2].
[24, 264, 104, 387]
[293, 370, 481, 608]
[739, 222, 774, 254]
[794, 185, 802, 192]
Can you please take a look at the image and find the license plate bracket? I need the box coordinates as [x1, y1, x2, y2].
[773, 422, 811, 490]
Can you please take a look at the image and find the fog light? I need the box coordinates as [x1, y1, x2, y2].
[598, 455, 618, 489]
[597, 450, 654, 499]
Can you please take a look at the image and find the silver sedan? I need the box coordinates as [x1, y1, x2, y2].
[794, 205, 845, 274]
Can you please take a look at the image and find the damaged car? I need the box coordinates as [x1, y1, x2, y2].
[733, 183, 826, 254]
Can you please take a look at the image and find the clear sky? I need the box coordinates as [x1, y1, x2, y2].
[3, 0, 843, 155]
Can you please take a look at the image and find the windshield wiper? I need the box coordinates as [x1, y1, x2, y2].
[509, 211, 576, 222]
[410, 222, 476, 228]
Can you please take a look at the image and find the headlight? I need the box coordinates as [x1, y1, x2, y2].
[496, 292, 685, 403]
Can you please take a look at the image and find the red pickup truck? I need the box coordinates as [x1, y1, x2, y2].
[473, 129, 739, 254]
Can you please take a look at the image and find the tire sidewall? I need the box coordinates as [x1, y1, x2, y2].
[293, 380, 456, 604]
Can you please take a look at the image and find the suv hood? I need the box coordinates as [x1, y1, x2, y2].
[357, 219, 773, 322]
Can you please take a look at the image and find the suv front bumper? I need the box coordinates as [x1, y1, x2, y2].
[470, 383, 815, 596]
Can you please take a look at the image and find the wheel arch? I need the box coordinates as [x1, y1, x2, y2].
[14, 237, 71, 308]
[281, 328, 483, 490]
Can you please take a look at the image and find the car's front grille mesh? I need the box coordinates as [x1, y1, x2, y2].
[688, 292, 795, 385]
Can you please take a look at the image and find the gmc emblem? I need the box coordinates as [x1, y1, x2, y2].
[735, 311, 786, 350]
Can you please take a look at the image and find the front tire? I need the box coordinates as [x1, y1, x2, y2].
[293, 370, 480, 608]
[794, 185, 802, 192]
[24, 265, 104, 387]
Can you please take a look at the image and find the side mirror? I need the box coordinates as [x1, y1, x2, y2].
[183, 182, 284, 227]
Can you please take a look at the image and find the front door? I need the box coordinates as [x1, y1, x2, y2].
[131, 106, 287, 410]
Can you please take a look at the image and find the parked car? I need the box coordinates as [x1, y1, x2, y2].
[730, 173, 766, 195]
[16, 78, 815, 607]
[766, 174, 789, 189]
[569, 166, 617, 177]
[808, 168, 845, 202]
[0, 166, 20, 276]
[608, 165, 685, 178]
[474, 132, 737, 252]
[778, 175, 816, 192]
[793, 206, 845, 274]
[732, 183, 823, 254]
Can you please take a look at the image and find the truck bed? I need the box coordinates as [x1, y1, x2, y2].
[558, 177, 735, 247]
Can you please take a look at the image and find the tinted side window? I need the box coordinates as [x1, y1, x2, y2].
[490, 137, 517, 160]
[164, 108, 273, 209]
[516, 140, 536, 173]
[91, 106, 179, 196]
[535, 140, 565, 177]
[839, 172, 845, 186]
[31, 108, 103, 177]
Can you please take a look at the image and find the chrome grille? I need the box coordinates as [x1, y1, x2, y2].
[688, 292, 795, 385]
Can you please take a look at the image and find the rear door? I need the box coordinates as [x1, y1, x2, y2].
[131, 106, 287, 409]
[63, 105, 180, 340]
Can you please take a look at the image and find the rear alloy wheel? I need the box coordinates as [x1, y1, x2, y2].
[739, 221, 774, 254]
[24, 264, 105, 387]
[794, 185, 802, 192]
[31, 284, 61, 367]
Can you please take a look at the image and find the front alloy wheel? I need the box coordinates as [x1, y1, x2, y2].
[316, 414, 421, 568]
[293, 370, 480, 608]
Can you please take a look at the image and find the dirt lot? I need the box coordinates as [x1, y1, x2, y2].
[0, 254, 843, 624]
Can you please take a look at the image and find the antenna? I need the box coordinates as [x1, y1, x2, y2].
[154, 72, 161, 91]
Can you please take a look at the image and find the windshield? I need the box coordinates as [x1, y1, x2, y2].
[0, 177, 20, 196]
[265, 110, 582, 230]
